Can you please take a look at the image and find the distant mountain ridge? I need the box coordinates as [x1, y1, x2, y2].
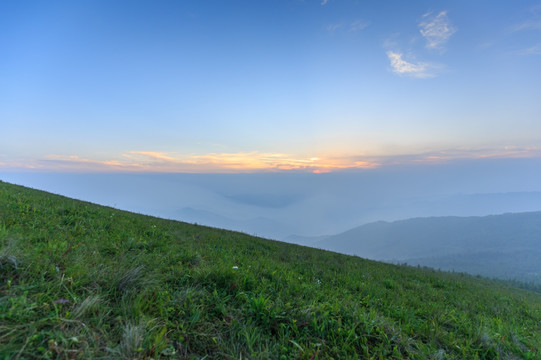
[316, 211, 541, 283]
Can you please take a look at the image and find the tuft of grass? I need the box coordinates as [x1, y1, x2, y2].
[0, 252, 18, 271]
[118, 321, 145, 359]
[72, 294, 102, 320]
[0, 238, 19, 272]
[115, 265, 147, 293]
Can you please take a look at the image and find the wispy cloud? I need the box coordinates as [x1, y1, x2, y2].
[326, 23, 342, 33]
[3, 147, 541, 173]
[2, 152, 379, 173]
[516, 43, 541, 55]
[383, 146, 541, 165]
[419, 11, 456, 51]
[512, 20, 541, 32]
[382, 35, 399, 49]
[128, 151, 177, 162]
[386, 51, 439, 78]
[384, 10, 452, 79]
[326, 19, 369, 33]
[349, 20, 369, 32]
[475, 146, 541, 159]
[321, 0, 329, 6]
[510, 18, 541, 55]
[23, 155, 143, 172]
[177, 152, 379, 173]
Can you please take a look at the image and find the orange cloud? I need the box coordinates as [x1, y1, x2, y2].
[127, 151, 177, 162]
[180, 152, 379, 173]
[2, 146, 540, 173]
[33, 155, 144, 171]
[0, 152, 380, 173]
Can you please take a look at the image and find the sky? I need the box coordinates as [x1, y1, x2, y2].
[2, 0, 541, 173]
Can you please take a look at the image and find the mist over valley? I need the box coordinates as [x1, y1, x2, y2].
[3, 157, 541, 284]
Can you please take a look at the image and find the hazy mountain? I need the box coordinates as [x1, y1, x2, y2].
[316, 211, 541, 283]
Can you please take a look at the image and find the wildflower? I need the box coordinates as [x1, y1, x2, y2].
[232, 266, 239, 270]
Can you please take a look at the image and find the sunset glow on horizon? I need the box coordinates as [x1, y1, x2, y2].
[2, 145, 540, 174]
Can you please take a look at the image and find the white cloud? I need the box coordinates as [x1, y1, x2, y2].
[386, 51, 437, 78]
[321, 0, 329, 5]
[419, 11, 456, 50]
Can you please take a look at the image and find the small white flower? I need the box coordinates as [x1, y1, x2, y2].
[232, 266, 239, 270]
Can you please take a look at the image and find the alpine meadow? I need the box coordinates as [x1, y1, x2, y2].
[2, 182, 541, 359]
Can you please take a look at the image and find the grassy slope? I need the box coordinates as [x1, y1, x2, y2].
[1, 181, 540, 359]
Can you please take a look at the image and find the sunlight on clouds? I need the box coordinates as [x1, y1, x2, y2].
[128, 151, 177, 162]
[40, 155, 143, 171]
[188, 152, 379, 172]
[4, 152, 380, 173]
[3, 147, 541, 173]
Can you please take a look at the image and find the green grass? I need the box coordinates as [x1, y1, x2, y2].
[1, 180, 541, 359]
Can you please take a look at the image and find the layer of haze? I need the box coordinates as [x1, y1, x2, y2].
[3, 157, 541, 240]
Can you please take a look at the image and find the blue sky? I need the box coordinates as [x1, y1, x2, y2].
[2, 0, 541, 173]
